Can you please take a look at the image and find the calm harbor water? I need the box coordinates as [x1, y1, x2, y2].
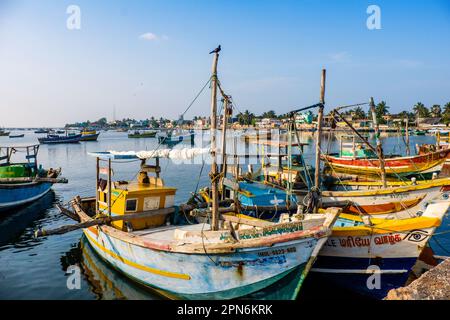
[0, 130, 449, 300]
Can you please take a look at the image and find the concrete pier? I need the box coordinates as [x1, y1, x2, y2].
[386, 258, 450, 300]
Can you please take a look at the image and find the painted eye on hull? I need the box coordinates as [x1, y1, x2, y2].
[404, 230, 429, 242]
[442, 193, 449, 200]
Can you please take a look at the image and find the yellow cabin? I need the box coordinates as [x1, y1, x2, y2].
[96, 157, 177, 231]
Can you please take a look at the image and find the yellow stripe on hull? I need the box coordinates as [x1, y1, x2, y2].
[84, 230, 191, 280]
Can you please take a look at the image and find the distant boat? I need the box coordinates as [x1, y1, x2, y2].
[157, 130, 194, 146]
[56, 130, 66, 134]
[34, 129, 49, 134]
[80, 129, 100, 141]
[0, 130, 10, 137]
[128, 130, 157, 138]
[413, 129, 426, 136]
[38, 133, 82, 144]
[9, 134, 24, 139]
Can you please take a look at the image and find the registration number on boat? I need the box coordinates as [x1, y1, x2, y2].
[258, 247, 296, 257]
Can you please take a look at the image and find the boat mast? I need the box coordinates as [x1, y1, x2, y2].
[96, 157, 100, 214]
[405, 117, 410, 156]
[314, 69, 326, 189]
[369, 97, 387, 188]
[209, 47, 220, 231]
[220, 95, 231, 200]
[108, 158, 112, 216]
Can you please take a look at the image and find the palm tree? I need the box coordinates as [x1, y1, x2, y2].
[431, 104, 442, 117]
[352, 106, 366, 120]
[375, 101, 389, 123]
[445, 102, 450, 114]
[413, 102, 429, 118]
[441, 102, 450, 124]
[237, 110, 255, 125]
[261, 110, 277, 119]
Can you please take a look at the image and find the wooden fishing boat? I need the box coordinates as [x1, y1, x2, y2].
[9, 134, 25, 138]
[66, 151, 338, 300]
[38, 133, 82, 144]
[128, 130, 157, 138]
[0, 145, 67, 212]
[311, 202, 449, 299]
[322, 144, 450, 176]
[0, 130, 10, 137]
[80, 129, 100, 141]
[316, 179, 450, 218]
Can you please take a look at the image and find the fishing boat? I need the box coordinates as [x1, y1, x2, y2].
[9, 134, 25, 139]
[38, 133, 82, 144]
[157, 130, 194, 146]
[34, 129, 49, 134]
[0, 145, 67, 212]
[80, 129, 100, 141]
[315, 178, 450, 218]
[322, 135, 450, 176]
[0, 129, 10, 137]
[311, 202, 449, 299]
[61, 150, 338, 300]
[128, 130, 157, 138]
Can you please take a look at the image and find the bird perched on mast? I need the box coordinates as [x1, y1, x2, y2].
[209, 45, 221, 54]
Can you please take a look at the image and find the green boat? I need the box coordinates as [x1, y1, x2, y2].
[128, 130, 157, 138]
[0, 145, 68, 211]
[414, 130, 426, 136]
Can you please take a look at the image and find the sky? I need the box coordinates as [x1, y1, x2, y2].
[1, 0, 450, 127]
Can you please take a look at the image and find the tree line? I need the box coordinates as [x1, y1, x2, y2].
[337, 101, 450, 124]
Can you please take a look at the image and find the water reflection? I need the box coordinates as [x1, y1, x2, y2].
[60, 236, 162, 300]
[0, 191, 56, 247]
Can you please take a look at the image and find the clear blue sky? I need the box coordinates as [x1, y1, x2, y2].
[1, 0, 449, 127]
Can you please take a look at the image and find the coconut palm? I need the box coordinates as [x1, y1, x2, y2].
[352, 106, 366, 120]
[413, 102, 429, 118]
[374, 101, 389, 123]
[261, 110, 277, 119]
[431, 104, 442, 117]
[237, 110, 256, 125]
[441, 102, 450, 124]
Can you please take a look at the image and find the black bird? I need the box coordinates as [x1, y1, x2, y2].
[209, 45, 221, 54]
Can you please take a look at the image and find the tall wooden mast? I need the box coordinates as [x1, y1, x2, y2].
[405, 117, 410, 156]
[209, 48, 220, 231]
[369, 97, 387, 188]
[220, 96, 231, 200]
[314, 69, 326, 189]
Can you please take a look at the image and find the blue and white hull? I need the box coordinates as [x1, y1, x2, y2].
[0, 182, 53, 212]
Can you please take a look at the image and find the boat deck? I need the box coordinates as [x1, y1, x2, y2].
[131, 223, 210, 242]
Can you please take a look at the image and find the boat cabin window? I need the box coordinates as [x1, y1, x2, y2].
[126, 199, 138, 212]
